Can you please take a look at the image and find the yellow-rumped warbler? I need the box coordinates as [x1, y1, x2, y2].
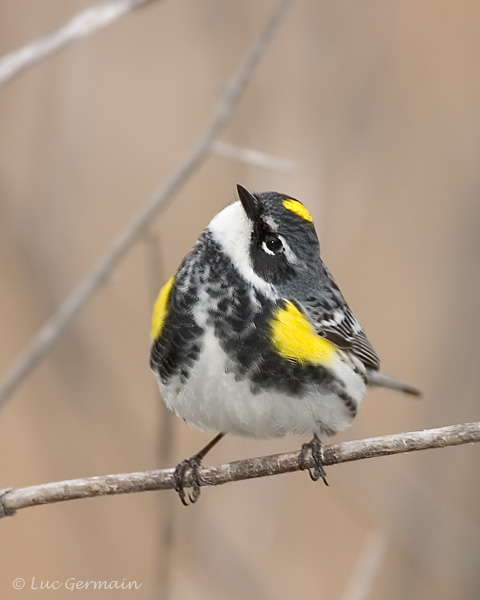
[150, 185, 419, 504]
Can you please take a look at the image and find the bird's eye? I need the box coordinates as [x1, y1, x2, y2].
[262, 235, 283, 255]
[266, 236, 282, 251]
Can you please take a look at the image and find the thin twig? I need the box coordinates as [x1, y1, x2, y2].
[0, 0, 291, 408]
[1, 421, 479, 518]
[143, 232, 175, 600]
[211, 141, 295, 172]
[0, 0, 159, 87]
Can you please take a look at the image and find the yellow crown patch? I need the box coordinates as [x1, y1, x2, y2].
[151, 275, 175, 340]
[282, 198, 313, 223]
[271, 300, 335, 365]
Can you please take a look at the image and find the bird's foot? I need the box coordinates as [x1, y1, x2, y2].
[174, 455, 203, 506]
[299, 435, 329, 485]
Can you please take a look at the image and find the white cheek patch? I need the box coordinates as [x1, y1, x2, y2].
[209, 201, 251, 263]
[208, 202, 277, 299]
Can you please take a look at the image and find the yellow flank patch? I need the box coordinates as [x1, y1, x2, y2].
[282, 198, 313, 223]
[151, 275, 175, 340]
[271, 300, 335, 365]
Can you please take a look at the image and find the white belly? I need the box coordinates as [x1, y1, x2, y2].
[156, 328, 366, 438]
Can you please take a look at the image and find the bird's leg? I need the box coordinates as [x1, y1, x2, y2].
[174, 432, 225, 506]
[299, 434, 329, 485]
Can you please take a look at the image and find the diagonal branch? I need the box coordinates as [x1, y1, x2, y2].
[0, 0, 291, 408]
[1, 421, 479, 518]
[0, 0, 160, 87]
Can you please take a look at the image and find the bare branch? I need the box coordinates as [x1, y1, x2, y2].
[0, 0, 291, 408]
[1, 421, 479, 518]
[143, 232, 176, 596]
[211, 141, 295, 172]
[0, 0, 160, 87]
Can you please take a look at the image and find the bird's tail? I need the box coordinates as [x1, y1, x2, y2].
[367, 370, 421, 396]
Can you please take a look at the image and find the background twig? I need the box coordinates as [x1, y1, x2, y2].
[143, 231, 175, 600]
[211, 142, 295, 172]
[0, 0, 291, 409]
[0, 0, 160, 87]
[1, 421, 479, 518]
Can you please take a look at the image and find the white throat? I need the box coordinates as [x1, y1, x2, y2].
[208, 202, 276, 298]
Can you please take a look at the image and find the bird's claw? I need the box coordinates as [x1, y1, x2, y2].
[299, 436, 329, 485]
[174, 456, 203, 506]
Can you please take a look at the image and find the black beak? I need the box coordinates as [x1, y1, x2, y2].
[237, 184, 260, 222]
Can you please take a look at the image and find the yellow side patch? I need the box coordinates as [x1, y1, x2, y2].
[151, 275, 175, 340]
[282, 198, 313, 223]
[271, 300, 335, 365]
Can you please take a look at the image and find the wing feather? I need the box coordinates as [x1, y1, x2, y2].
[298, 299, 380, 371]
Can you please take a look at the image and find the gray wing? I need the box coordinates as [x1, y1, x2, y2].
[299, 296, 380, 371]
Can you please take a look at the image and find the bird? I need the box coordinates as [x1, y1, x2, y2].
[150, 184, 419, 505]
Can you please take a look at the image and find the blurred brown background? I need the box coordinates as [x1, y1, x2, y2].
[1, 1, 479, 598]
